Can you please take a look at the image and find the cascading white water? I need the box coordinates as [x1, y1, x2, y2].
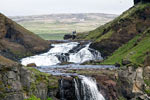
[74, 75, 105, 100]
[21, 42, 103, 66]
[21, 42, 79, 66]
[21, 41, 107, 100]
[69, 43, 102, 63]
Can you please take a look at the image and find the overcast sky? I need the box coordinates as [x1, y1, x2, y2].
[0, 0, 133, 16]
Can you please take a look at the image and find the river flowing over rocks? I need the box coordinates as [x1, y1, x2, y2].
[20, 41, 112, 100]
[21, 42, 103, 66]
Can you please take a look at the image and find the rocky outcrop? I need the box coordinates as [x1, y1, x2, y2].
[57, 71, 118, 100]
[57, 77, 77, 100]
[0, 56, 60, 100]
[117, 66, 150, 100]
[94, 74, 118, 100]
[0, 13, 50, 60]
[63, 67, 150, 100]
[64, 34, 76, 40]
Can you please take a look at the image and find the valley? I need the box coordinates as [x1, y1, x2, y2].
[9, 13, 117, 40]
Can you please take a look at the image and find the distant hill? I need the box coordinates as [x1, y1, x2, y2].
[9, 13, 117, 40]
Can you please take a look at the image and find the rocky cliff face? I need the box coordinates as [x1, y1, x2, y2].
[0, 13, 50, 60]
[0, 56, 60, 100]
[60, 66, 150, 100]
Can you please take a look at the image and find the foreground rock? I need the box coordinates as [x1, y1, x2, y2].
[59, 66, 150, 100]
[0, 56, 60, 100]
[0, 13, 50, 61]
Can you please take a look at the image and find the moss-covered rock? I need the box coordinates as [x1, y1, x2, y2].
[0, 56, 60, 100]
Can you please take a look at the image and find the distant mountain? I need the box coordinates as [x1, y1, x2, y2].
[9, 13, 117, 23]
[9, 13, 117, 40]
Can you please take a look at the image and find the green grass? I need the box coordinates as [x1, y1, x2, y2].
[13, 14, 116, 40]
[83, 3, 150, 41]
[102, 28, 150, 65]
[38, 33, 66, 40]
[25, 95, 52, 100]
[78, 3, 150, 66]
[26, 67, 59, 89]
[19, 21, 103, 40]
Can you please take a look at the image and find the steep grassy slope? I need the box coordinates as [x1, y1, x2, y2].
[0, 13, 50, 60]
[102, 28, 150, 65]
[78, 3, 150, 61]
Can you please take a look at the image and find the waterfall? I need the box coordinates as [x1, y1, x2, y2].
[69, 43, 103, 63]
[60, 79, 65, 100]
[74, 78, 81, 100]
[78, 76, 105, 100]
[21, 42, 103, 66]
[60, 75, 105, 100]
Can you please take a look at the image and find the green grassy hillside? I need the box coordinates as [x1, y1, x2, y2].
[102, 28, 150, 65]
[78, 3, 150, 66]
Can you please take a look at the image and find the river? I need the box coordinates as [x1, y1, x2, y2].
[21, 41, 115, 100]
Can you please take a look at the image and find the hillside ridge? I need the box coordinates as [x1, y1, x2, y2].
[0, 13, 50, 60]
[77, 3, 150, 66]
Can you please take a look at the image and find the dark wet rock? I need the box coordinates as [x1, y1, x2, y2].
[69, 43, 87, 53]
[64, 34, 76, 40]
[57, 77, 77, 100]
[89, 72, 118, 100]
[115, 63, 121, 67]
[27, 63, 37, 67]
[122, 59, 132, 65]
[56, 54, 69, 63]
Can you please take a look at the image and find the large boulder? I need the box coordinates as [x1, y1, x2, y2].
[117, 67, 150, 99]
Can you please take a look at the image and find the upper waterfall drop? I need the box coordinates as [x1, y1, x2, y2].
[21, 42, 103, 66]
[69, 43, 103, 63]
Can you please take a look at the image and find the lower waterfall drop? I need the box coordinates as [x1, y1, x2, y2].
[74, 76, 105, 100]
